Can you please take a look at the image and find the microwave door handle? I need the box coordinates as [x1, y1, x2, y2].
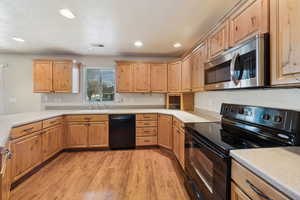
[230, 53, 239, 85]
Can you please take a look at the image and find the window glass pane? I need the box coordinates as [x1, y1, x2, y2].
[85, 68, 115, 102]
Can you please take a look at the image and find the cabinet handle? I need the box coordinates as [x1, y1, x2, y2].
[144, 123, 150, 125]
[144, 140, 150, 142]
[84, 117, 91, 120]
[143, 131, 151, 133]
[50, 120, 57, 124]
[23, 127, 33, 132]
[246, 180, 272, 200]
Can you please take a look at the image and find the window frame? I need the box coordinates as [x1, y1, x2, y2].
[83, 66, 116, 103]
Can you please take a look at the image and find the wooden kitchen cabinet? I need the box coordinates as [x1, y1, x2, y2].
[208, 21, 229, 59]
[88, 122, 109, 147]
[178, 129, 185, 169]
[11, 133, 42, 181]
[158, 114, 173, 150]
[52, 60, 73, 92]
[67, 123, 89, 148]
[231, 182, 251, 200]
[173, 127, 180, 159]
[229, 0, 269, 47]
[150, 63, 168, 93]
[168, 61, 182, 92]
[133, 63, 150, 92]
[192, 42, 207, 92]
[0, 144, 12, 200]
[33, 60, 53, 93]
[270, 0, 300, 86]
[181, 55, 192, 92]
[116, 62, 133, 92]
[42, 124, 62, 161]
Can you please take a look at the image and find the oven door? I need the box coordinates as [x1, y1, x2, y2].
[185, 129, 230, 200]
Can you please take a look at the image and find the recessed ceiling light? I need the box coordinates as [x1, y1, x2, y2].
[173, 43, 182, 48]
[134, 41, 143, 47]
[12, 37, 25, 42]
[59, 9, 76, 19]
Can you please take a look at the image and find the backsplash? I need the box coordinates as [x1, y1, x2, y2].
[195, 88, 300, 113]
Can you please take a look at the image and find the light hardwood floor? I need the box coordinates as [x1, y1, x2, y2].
[10, 149, 190, 200]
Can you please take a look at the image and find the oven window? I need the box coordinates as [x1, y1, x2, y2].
[190, 144, 214, 193]
[205, 60, 231, 84]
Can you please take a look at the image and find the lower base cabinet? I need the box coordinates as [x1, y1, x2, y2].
[1, 144, 12, 200]
[11, 133, 42, 182]
[42, 124, 63, 161]
[231, 182, 251, 200]
[158, 114, 173, 149]
[67, 120, 109, 148]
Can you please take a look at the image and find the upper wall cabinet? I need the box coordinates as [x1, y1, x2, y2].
[133, 63, 150, 92]
[229, 0, 269, 47]
[168, 61, 182, 93]
[181, 55, 192, 92]
[33, 59, 80, 93]
[150, 63, 168, 93]
[116, 61, 166, 93]
[116, 62, 133, 93]
[192, 42, 207, 92]
[208, 21, 229, 59]
[270, 0, 300, 86]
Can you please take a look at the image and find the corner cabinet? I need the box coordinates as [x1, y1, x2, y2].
[158, 114, 173, 149]
[229, 0, 269, 47]
[168, 61, 182, 92]
[33, 59, 80, 93]
[270, 0, 300, 86]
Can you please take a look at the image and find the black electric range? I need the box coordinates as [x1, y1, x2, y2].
[184, 103, 300, 200]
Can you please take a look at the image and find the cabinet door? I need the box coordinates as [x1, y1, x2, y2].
[88, 122, 109, 147]
[33, 60, 53, 93]
[116, 63, 133, 92]
[271, 0, 300, 86]
[192, 42, 207, 91]
[150, 63, 168, 93]
[1, 144, 12, 200]
[230, 0, 269, 47]
[158, 114, 173, 149]
[181, 56, 192, 92]
[53, 60, 73, 92]
[42, 126, 59, 160]
[168, 61, 182, 92]
[231, 182, 251, 200]
[173, 127, 179, 159]
[11, 134, 42, 181]
[133, 63, 150, 92]
[179, 130, 185, 169]
[208, 21, 229, 59]
[57, 124, 64, 151]
[67, 123, 88, 148]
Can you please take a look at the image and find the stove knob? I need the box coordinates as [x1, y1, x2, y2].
[274, 115, 282, 123]
[263, 114, 271, 120]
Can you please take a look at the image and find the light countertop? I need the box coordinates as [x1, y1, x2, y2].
[230, 147, 300, 200]
[0, 109, 219, 147]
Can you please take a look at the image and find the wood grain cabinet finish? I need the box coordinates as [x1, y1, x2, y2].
[1, 144, 12, 200]
[168, 61, 182, 92]
[52, 60, 73, 92]
[229, 0, 269, 47]
[67, 123, 89, 148]
[133, 63, 150, 92]
[173, 126, 180, 160]
[42, 124, 62, 161]
[33, 60, 53, 93]
[116, 63, 133, 92]
[270, 0, 300, 86]
[231, 182, 251, 200]
[181, 56, 192, 92]
[158, 114, 173, 150]
[11, 133, 42, 181]
[88, 122, 109, 148]
[10, 121, 42, 139]
[208, 21, 229, 59]
[150, 63, 168, 93]
[192, 42, 207, 92]
[231, 160, 289, 200]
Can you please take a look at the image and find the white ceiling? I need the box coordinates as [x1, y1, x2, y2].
[0, 0, 240, 57]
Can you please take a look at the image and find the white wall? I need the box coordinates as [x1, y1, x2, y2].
[195, 88, 300, 113]
[0, 53, 175, 114]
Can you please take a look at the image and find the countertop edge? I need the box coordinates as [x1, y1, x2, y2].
[230, 152, 299, 200]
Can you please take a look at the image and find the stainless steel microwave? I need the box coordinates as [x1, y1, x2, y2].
[204, 33, 270, 90]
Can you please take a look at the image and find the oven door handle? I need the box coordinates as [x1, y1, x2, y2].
[230, 52, 240, 86]
[192, 134, 227, 160]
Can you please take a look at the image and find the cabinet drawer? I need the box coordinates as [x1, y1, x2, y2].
[11, 121, 43, 139]
[65, 115, 108, 122]
[136, 121, 157, 127]
[136, 114, 158, 121]
[231, 160, 289, 200]
[43, 117, 63, 129]
[136, 127, 157, 136]
[136, 136, 157, 146]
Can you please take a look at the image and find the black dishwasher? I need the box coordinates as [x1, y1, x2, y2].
[109, 114, 136, 149]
